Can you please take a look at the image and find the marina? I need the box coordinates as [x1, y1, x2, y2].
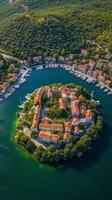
[0, 63, 112, 103]
[0, 68, 112, 200]
[0, 1, 112, 199]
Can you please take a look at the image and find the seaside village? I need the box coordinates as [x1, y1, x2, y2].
[0, 42, 112, 102]
[31, 85, 94, 146]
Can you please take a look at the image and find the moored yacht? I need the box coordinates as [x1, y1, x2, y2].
[104, 88, 109, 92]
[107, 91, 112, 95]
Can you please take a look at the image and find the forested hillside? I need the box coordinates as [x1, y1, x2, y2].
[0, 0, 112, 57]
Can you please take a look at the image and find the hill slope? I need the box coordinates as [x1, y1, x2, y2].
[0, 0, 112, 57]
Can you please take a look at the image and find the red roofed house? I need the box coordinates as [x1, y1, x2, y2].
[39, 123, 64, 132]
[51, 134, 61, 143]
[74, 127, 80, 135]
[89, 59, 96, 69]
[64, 122, 72, 132]
[47, 88, 52, 98]
[39, 131, 60, 144]
[71, 101, 80, 116]
[98, 75, 105, 81]
[34, 87, 45, 105]
[0, 82, 9, 93]
[32, 114, 39, 131]
[86, 110, 94, 123]
[59, 98, 66, 110]
[72, 117, 80, 126]
[59, 85, 71, 96]
[63, 133, 71, 143]
[41, 117, 50, 124]
[80, 108, 86, 116]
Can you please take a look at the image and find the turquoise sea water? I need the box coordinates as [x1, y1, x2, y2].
[0, 68, 112, 200]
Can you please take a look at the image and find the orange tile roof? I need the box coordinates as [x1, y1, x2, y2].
[48, 88, 52, 93]
[34, 95, 41, 105]
[79, 95, 84, 99]
[72, 117, 80, 123]
[39, 123, 64, 132]
[39, 131, 60, 141]
[86, 110, 93, 118]
[10, 77, 17, 82]
[59, 86, 71, 95]
[74, 96, 79, 100]
[71, 102, 79, 114]
[39, 131, 51, 139]
[63, 133, 71, 140]
[64, 122, 72, 132]
[34, 88, 45, 104]
[81, 109, 86, 115]
[59, 98, 66, 110]
[52, 134, 60, 141]
[0, 82, 9, 90]
[41, 117, 49, 124]
[32, 114, 39, 129]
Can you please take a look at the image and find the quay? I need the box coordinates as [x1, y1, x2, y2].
[0, 63, 112, 103]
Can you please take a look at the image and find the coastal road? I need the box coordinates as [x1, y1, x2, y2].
[0, 51, 23, 63]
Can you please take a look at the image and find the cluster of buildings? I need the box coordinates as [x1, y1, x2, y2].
[23, 44, 112, 88]
[0, 82, 9, 94]
[0, 73, 17, 95]
[74, 60, 112, 84]
[72, 47, 112, 87]
[31, 85, 94, 145]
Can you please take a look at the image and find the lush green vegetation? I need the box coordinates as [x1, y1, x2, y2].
[0, 0, 112, 57]
[0, 55, 19, 83]
[15, 83, 103, 163]
[16, 114, 103, 162]
[46, 108, 70, 120]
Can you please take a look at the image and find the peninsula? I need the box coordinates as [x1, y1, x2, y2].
[15, 83, 103, 163]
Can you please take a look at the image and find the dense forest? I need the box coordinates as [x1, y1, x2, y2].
[0, 0, 112, 57]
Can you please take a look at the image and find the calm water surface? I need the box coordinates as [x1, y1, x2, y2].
[0, 68, 112, 200]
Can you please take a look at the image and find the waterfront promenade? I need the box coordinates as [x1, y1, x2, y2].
[0, 62, 112, 103]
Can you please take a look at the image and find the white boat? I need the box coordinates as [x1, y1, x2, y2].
[87, 78, 93, 83]
[16, 85, 20, 88]
[0, 98, 3, 102]
[21, 79, 26, 83]
[107, 91, 112, 95]
[10, 88, 15, 92]
[104, 88, 109, 92]
[18, 104, 25, 109]
[7, 93, 12, 97]
[96, 100, 101, 106]
[100, 85, 104, 89]
[26, 74, 30, 77]
[96, 83, 100, 87]
[25, 93, 32, 99]
[15, 84, 20, 88]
